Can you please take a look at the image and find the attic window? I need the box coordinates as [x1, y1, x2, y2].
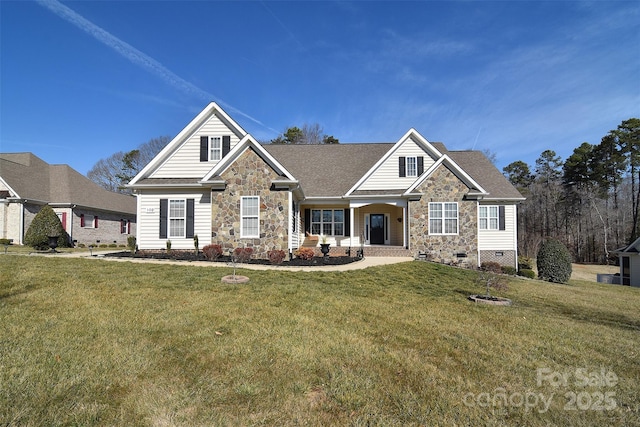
[399, 156, 424, 177]
[210, 137, 222, 161]
[406, 157, 417, 177]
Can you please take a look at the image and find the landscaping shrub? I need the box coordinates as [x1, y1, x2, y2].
[203, 244, 223, 261]
[480, 261, 502, 274]
[24, 205, 71, 250]
[518, 255, 534, 271]
[127, 236, 136, 253]
[294, 247, 314, 260]
[501, 266, 517, 276]
[537, 239, 572, 283]
[267, 249, 286, 265]
[518, 269, 536, 279]
[233, 247, 253, 263]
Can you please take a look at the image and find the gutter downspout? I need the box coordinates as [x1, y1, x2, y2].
[19, 201, 25, 245]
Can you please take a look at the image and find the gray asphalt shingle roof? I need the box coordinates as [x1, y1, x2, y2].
[263, 143, 393, 197]
[264, 143, 523, 200]
[0, 153, 136, 214]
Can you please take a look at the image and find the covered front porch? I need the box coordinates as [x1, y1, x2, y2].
[299, 199, 410, 252]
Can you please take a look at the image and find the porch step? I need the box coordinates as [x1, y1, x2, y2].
[361, 246, 412, 257]
[300, 245, 412, 258]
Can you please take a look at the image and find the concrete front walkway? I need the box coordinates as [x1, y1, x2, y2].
[32, 249, 415, 272]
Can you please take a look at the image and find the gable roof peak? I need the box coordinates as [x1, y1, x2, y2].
[129, 102, 248, 185]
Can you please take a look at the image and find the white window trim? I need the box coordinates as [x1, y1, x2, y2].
[479, 205, 499, 230]
[241, 196, 260, 238]
[406, 156, 417, 177]
[168, 199, 186, 238]
[429, 202, 459, 235]
[82, 215, 96, 228]
[120, 219, 130, 235]
[209, 136, 222, 161]
[311, 209, 344, 236]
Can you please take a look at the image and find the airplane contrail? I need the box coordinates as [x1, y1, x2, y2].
[35, 0, 277, 133]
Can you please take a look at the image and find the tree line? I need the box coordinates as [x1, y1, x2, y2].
[503, 118, 639, 263]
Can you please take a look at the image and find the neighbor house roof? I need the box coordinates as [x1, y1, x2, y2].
[0, 153, 136, 214]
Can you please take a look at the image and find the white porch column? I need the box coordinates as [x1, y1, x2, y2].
[350, 206, 355, 247]
[403, 205, 407, 248]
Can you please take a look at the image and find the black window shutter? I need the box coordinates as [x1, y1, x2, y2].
[186, 199, 195, 238]
[344, 209, 350, 236]
[200, 136, 208, 162]
[159, 199, 168, 238]
[499, 206, 506, 230]
[304, 209, 311, 234]
[417, 156, 424, 175]
[399, 157, 406, 177]
[222, 136, 231, 157]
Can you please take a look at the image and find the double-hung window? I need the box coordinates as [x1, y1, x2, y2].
[169, 200, 186, 237]
[311, 209, 344, 236]
[210, 137, 222, 161]
[406, 156, 417, 177]
[429, 202, 458, 235]
[479, 206, 499, 230]
[120, 219, 131, 234]
[81, 214, 98, 228]
[241, 196, 260, 238]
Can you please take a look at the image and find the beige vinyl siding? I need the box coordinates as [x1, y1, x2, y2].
[136, 190, 212, 250]
[150, 113, 241, 179]
[359, 136, 436, 191]
[477, 203, 517, 250]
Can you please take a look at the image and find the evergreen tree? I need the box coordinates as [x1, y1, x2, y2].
[24, 205, 71, 250]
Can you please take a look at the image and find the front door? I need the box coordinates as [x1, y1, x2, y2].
[370, 214, 385, 244]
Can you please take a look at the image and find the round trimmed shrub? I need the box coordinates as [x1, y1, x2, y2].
[24, 205, 71, 250]
[501, 266, 517, 276]
[518, 269, 536, 279]
[536, 239, 572, 283]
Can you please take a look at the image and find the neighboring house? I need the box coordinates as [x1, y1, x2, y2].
[0, 153, 136, 246]
[613, 238, 640, 287]
[128, 102, 525, 267]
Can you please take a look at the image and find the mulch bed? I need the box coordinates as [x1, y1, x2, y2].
[104, 251, 362, 267]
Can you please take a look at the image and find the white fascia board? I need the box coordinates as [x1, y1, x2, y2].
[129, 102, 247, 186]
[130, 183, 205, 190]
[345, 128, 442, 196]
[349, 198, 408, 208]
[481, 196, 527, 203]
[201, 135, 296, 182]
[0, 176, 20, 199]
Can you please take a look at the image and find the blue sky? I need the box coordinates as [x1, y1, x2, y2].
[1, 1, 638, 176]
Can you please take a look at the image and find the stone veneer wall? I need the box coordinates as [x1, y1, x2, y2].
[211, 148, 289, 259]
[409, 166, 478, 266]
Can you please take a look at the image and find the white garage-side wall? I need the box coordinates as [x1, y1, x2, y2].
[477, 203, 517, 250]
[136, 190, 212, 250]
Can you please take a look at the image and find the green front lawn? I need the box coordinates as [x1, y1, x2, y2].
[1, 256, 638, 426]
